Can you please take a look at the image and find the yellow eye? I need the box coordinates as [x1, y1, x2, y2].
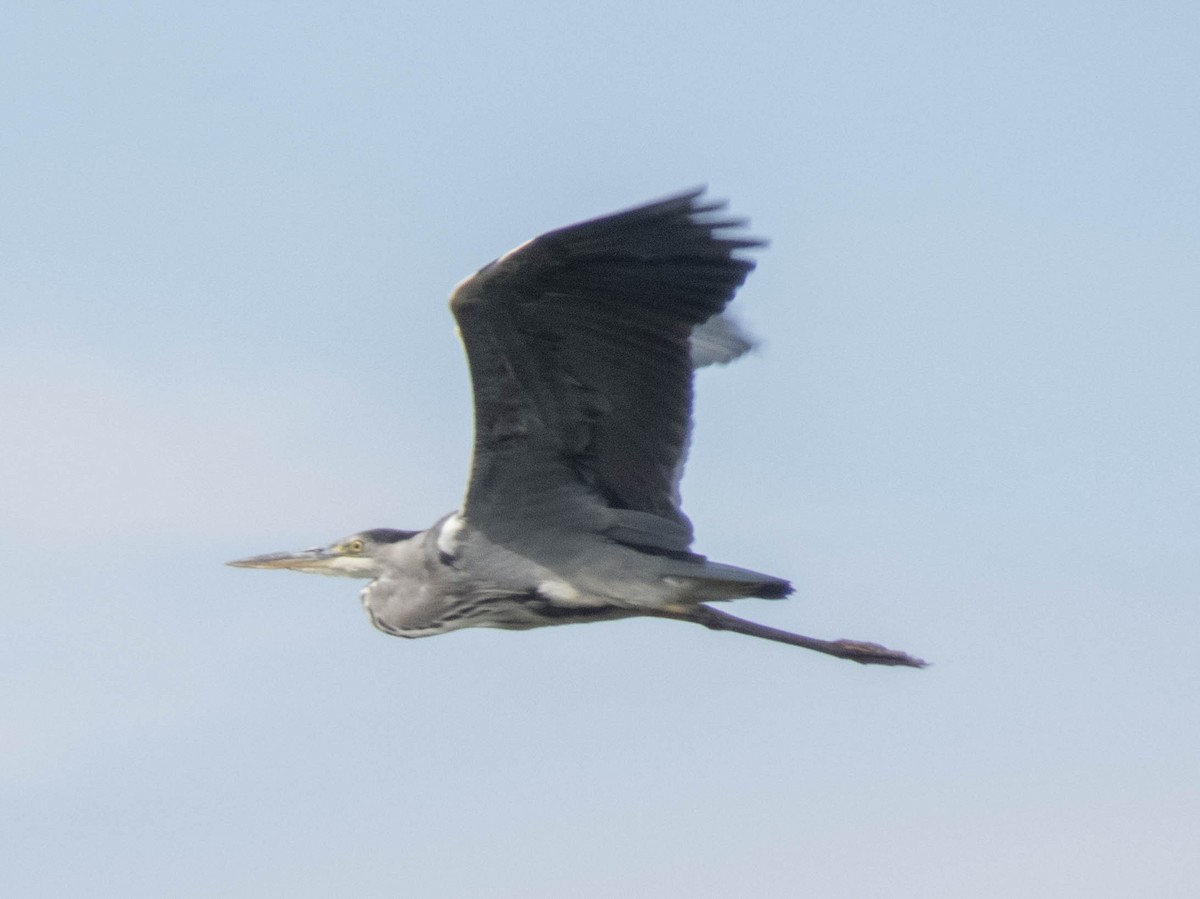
[345, 538, 365, 554]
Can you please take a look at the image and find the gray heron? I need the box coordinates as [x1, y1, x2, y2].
[230, 189, 925, 668]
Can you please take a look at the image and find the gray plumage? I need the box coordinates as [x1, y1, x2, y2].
[230, 189, 924, 667]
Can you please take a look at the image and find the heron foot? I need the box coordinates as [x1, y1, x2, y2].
[827, 639, 928, 668]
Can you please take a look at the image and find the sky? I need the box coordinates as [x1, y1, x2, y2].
[2, 2, 1197, 896]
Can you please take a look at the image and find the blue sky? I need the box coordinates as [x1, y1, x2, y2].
[3, 2, 1197, 896]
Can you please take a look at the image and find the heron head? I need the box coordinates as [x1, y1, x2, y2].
[227, 528, 419, 579]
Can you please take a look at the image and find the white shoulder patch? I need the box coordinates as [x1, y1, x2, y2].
[436, 512, 466, 559]
[537, 580, 582, 603]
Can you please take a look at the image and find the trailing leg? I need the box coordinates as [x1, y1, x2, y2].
[646, 604, 927, 668]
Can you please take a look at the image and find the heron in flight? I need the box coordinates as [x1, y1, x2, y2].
[230, 189, 924, 667]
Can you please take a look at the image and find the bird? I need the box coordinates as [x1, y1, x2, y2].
[229, 188, 925, 668]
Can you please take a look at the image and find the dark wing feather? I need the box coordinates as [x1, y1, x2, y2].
[449, 189, 762, 550]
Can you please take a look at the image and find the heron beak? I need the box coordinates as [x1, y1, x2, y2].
[226, 547, 338, 572]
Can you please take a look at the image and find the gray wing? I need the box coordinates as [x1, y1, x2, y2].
[689, 310, 755, 367]
[449, 188, 763, 553]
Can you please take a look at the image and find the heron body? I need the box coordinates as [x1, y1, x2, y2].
[230, 190, 924, 667]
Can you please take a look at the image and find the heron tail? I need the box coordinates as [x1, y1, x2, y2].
[662, 558, 793, 602]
